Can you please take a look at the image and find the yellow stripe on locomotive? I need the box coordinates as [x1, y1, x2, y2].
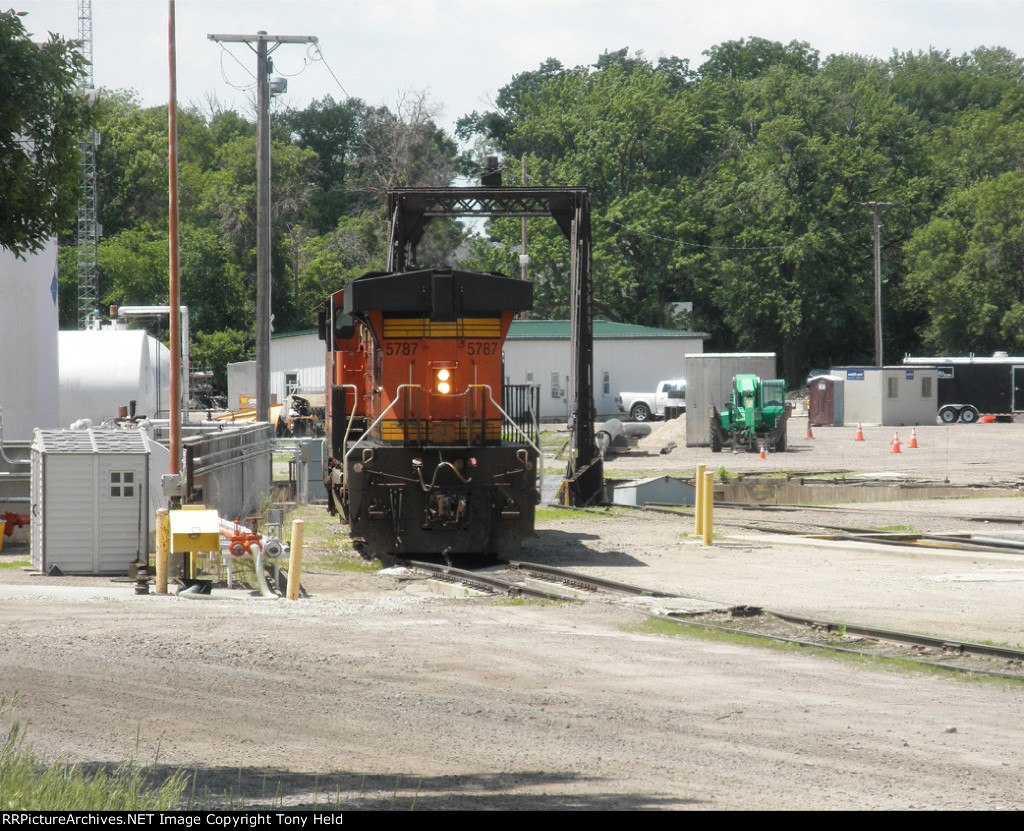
[379, 419, 502, 443]
[382, 317, 502, 339]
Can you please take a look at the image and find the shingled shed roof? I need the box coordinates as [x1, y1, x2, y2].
[33, 428, 150, 454]
[507, 319, 708, 340]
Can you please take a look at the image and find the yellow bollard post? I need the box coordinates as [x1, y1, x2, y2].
[286, 519, 305, 601]
[155, 509, 169, 594]
[695, 463, 706, 536]
[702, 471, 714, 547]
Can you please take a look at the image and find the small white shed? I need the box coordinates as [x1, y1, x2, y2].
[31, 428, 151, 575]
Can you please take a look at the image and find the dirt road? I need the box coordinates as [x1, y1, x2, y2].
[1, 417, 1023, 810]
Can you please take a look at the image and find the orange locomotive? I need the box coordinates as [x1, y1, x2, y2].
[321, 267, 539, 558]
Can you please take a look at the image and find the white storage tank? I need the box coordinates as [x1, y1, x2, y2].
[59, 329, 172, 425]
[0, 241, 59, 440]
[31, 427, 151, 575]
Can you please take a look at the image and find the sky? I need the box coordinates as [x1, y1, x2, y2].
[14, 0, 1024, 138]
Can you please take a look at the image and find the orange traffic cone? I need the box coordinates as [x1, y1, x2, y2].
[854, 421, 865, 441]
[909, 428, 919, 449]
[758, 444, 767, 460]
[890, 431, 902, 453]
[806, 421, 815, 439]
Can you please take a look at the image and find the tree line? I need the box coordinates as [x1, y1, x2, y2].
[6, 11, 1024, 389]
[458, 41, 1024, 384]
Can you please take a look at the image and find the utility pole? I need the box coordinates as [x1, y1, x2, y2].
[862, 201, 893, 367]
[168, 1, 181, 476]
[520, 154, 529, 319]
[208, 31, 317, 422]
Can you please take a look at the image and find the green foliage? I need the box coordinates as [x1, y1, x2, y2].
[0, 10, 93, 255]
[699, 37, 820, 81]
[904, 171, 1024, 354]
[460, 41, 1024, 381]
[74, 37, 1024, 387]
[191, 329, 252, 395]
[0, 697, 187, 810]
[71, 87, 464, 389]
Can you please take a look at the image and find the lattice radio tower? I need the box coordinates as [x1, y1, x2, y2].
[76, 0, 100, 329]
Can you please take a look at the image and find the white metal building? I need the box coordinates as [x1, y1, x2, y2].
[31, 428, 151, 575]
[504, 320, 707, 419]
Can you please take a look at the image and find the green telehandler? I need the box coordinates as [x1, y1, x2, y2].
[709, 374, 791, 453]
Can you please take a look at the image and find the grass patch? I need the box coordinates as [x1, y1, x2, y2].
[629, 617, 1021, 683]
[539, 430, 565, 448]
[871, 524, 916, 533]
[535, 507, 592, 521]
[602, 468, 673, 479]
[535, 505, 639, 521]
[0, 697, 188, 810]
[0, 559, 29, 570]
[496, 596, 569, 607]
[314, 553, 383, 574]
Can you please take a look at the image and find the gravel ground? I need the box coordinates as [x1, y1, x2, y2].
[2, 416, 1024, 810]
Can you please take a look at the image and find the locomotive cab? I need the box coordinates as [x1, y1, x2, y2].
[324, 268, 539, 558]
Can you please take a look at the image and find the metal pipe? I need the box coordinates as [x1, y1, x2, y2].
[0, 410, 29, 467]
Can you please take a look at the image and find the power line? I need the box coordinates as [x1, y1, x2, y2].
[311, 44, 350, 99]
[216, 43, 256, 91]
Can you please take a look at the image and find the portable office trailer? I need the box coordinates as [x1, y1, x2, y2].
[832, 366, 938, 426]
[902, 354, 1024, 423]
[31, 428, 150, 575]
[684, 353, 777, 446]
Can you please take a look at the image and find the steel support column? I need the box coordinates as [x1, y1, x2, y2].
[385, 186, 602, 506]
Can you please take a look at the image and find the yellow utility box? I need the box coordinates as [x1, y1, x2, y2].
[169, 508, 220, 553]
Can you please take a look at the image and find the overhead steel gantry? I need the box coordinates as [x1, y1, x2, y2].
[386, 186, 603, 507]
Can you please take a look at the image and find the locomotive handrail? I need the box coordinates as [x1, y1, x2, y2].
[339, 383, 361, 467]
[467, 384, 544, 496]
[343, 384, 420, 465]
[344, 383, 543, 499]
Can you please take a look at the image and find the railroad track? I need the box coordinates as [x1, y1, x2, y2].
[403, 557, 1024, 680]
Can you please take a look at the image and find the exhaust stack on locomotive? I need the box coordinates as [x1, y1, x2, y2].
[321, 268, 539, 558]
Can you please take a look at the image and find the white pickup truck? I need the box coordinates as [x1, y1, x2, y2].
[615, 379, 686, 422]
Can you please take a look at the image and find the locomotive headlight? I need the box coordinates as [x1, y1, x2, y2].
[435, 368, 452, 394]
